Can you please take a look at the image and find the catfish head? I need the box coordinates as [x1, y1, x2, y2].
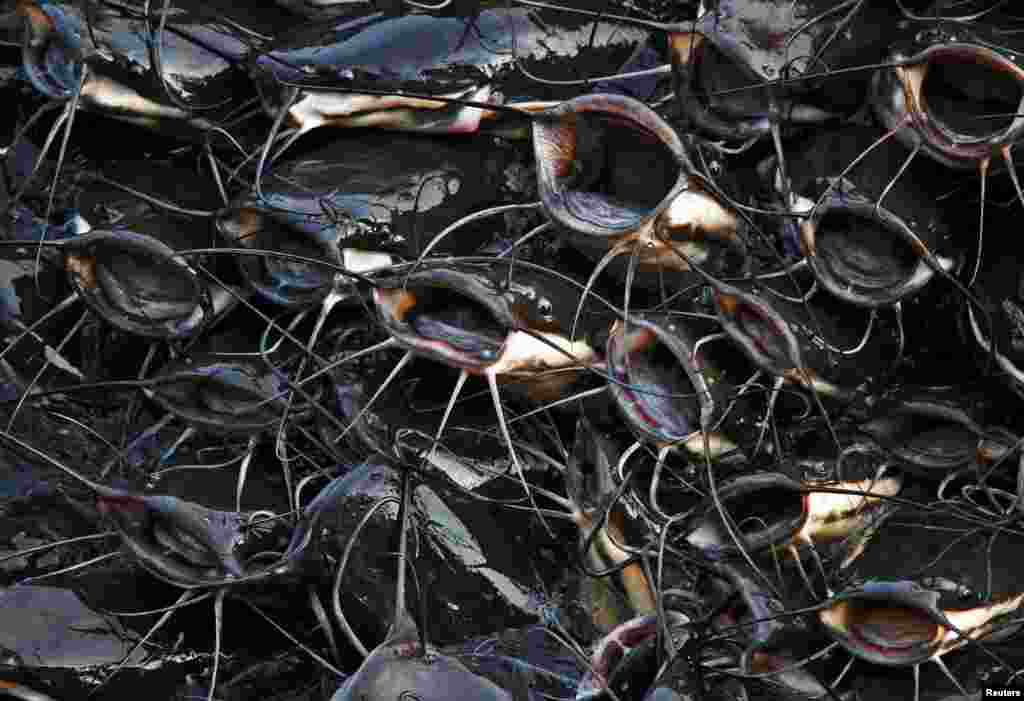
[685, 468, 902, 571]
[61, 230, 235, 339]
[96, 490, 266, 588]
[670, 0, 904, 141]
[606, 313, 743, 458]
[373, 262, 604, 383]
[872, 8, 1024, 171]
[769, 125, 958, 308]
[532, 93, 749, 284]
[819, 579, 1024, 666]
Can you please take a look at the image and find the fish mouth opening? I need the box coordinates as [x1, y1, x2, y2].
[64, 232, 206, 338]
[688, 478, 806, 554]
[823, 600, 940, 665]
[19, 2, 83, 101]
[689, 41, 773, 122]
[920, 50, 1024, 142]
[608, 321, 703, 443]
[533, 94, 688, 239]
[217, 207, 336, 307]
[97, 494, 249, 586]
[374, 280, 511, 371]
[715, 291, 796, 376]
[651, 184, 748, 275]
[806, 203, 939, 307]
[862, 408, 979, 470]
[149, 361, 291, 432]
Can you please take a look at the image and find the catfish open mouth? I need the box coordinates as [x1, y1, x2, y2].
[63, 231, 210, 339]
[533, 93, 689, 239]
[19, 1, 83, 101]
[217, 206, 337, 308]
[97, 493, 251, 587]
[822, 600, 941, 665]
[921, 51, 1023, 141]
[877, 43, 1024, 167]
[859, 400, 982, 472]
[804, 202, 954, 308]
[817, 212, 918, 290]
[147, 359, 295, 433]
[715, 290, 798, 378]
[607, 320, 705, 444]
[686, 479, 807, 556]
[374, 277, 512, 372]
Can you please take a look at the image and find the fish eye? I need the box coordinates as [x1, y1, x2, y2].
[537, 298, 553, 319]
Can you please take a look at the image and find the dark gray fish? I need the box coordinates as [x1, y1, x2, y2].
[872, 6, 1024, 172]
[373, 261, 604, 388]
[685, 468, 902, 572]
[328, 469, 515, 701]
[709, 268, 902, 401]
[769, 125, 959, 308]
[606, 313, 746, 457]
[216, 131, 512, 307]
[250, 1, 651, 136]
[858, 388, 987, 476]
[671, 0, 904, 141]
[533, 93, 749, 286]
[19, 0, 301, 132]
[819, 579, 1024, 667]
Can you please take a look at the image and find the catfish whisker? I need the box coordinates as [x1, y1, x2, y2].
[486, 369, 556, 538]
[6, 311, 88, 430]
[506, 386, 608, 426]
[0, 531, 115, 567]
[206, 589, 226, 701]
[330, 350, 413, 446]
[496, 221, 553, 257]
[571, 241, 634, 343]
[37, 65, 87, 293]
[149, 448, 247, 480]
[969, 157, 991, 288]
[255, 86, 301, 202]
[87, 173, 221, 218]
[101, 413, 175, 478]
[101, 590, 197, 689]
[99, 592, 215, 617]
[0, 101, 62, 198]
[309, 587, 342, 667]
[406, 202, 543, 282]
[426, 369, 469, 466]
[240, 597, 346, 677]
[333, 491, 401, 654]
[8, 108, 69, 215]
[15, 550, 121, 586]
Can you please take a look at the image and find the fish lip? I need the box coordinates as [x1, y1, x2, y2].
[97, 492, 267, 589]
[686, 472, 808, 555]
[19, 2, 85, 101]
[668, 30, 834, 141]
[216, 204, 342, 308]
[875, 42, 1024, 169]
[606, 315, 713, 446]
[966, 297, 1024, 399]
[859, 392, 985, 471]
[372, 265, 515, 372]
[713, 283, 804, 379]
[60, 229, 213, 339]
[577, 612, 691, 700]
[819, 581, 947, 666]
[532, 93, 692, 240]
[146, 358, 297, 433]
[799, 194, 955, 308]
[668, 31, 773, 140]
